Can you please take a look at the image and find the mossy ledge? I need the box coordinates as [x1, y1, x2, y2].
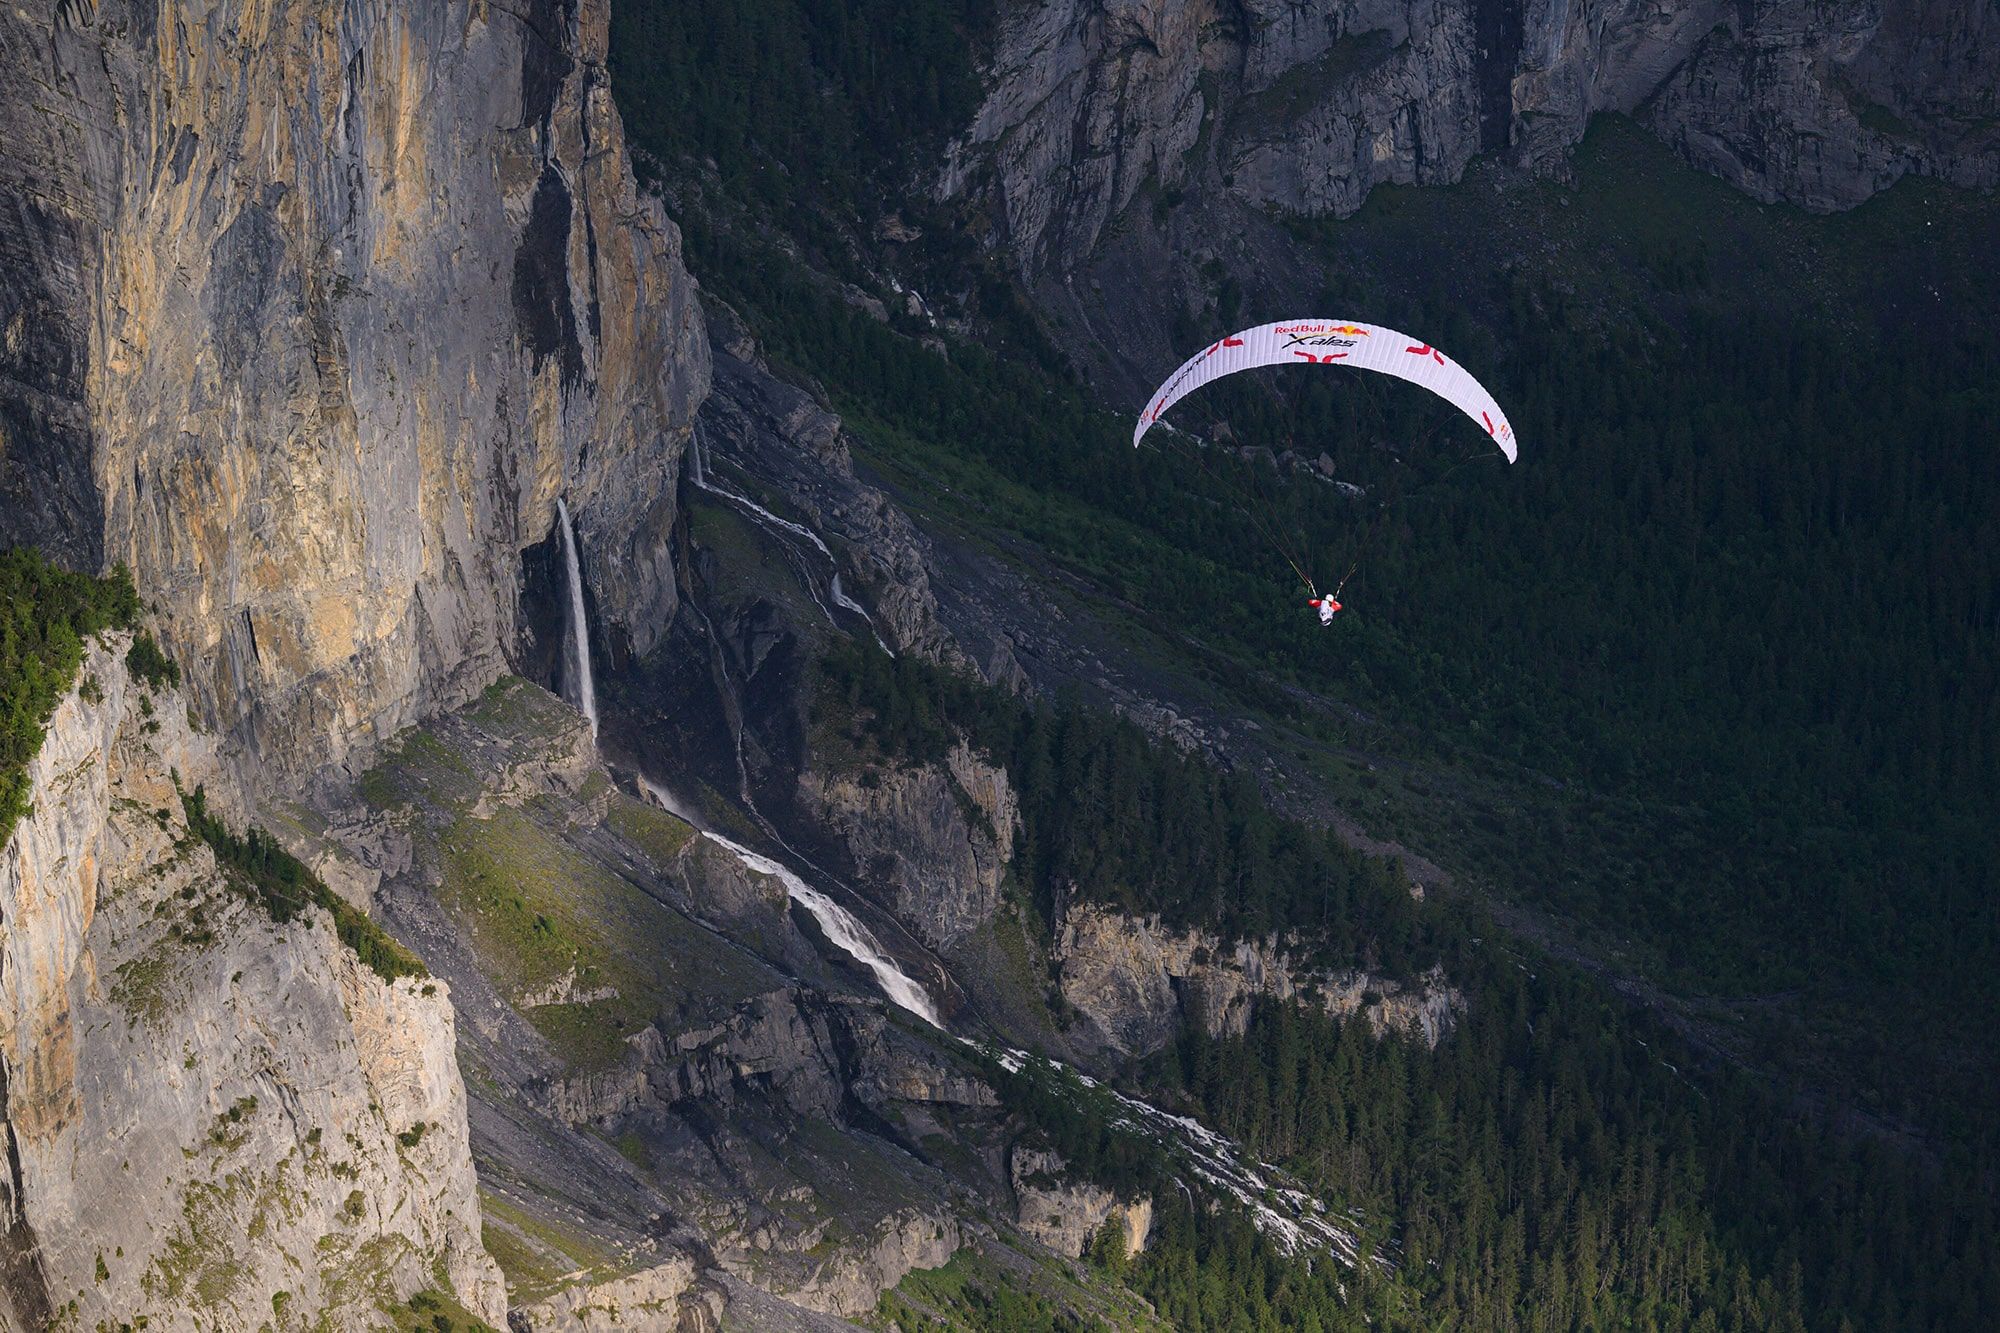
[180, 784, 428, 984]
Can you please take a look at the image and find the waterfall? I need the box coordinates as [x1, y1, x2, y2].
[718, 833, 945, 1029]
[635, 777, 942, 1027]
[690, 424, 894, 655]
[555, 497, 598, 738]
[983, 1045, 1374, 1266]
[832, 575, 895, 657]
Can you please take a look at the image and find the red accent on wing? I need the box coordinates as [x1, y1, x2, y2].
[1223, 337, 1245, 347]
[1406, 343, 1444, 365]
[1482, 412, 1495, 435]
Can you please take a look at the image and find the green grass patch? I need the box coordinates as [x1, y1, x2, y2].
[357, 725, 487, 814]
[872, 1243, 1162, 1332]
[479, 1190, 626, 1304]
[111, 942, 183, 1027]
[437, 806, 663, 1070]
[612, 1129, 652, 1172]
[385, 1286, 501, 1333]
[465, 674, 544, 733]
[603, 792, 696, 865]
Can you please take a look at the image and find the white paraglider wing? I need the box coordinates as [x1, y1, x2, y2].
[1133, 319, 1518, 461]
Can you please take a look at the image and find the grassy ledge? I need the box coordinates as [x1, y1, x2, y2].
[180, 784, 427, 985]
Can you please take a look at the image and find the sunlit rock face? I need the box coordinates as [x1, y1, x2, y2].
[0, 0, 707, 790]
[0, 637, 502, 1329]
[1054, 903, 1463, 1061]
[942, 0, 1999, 273]
[798, 741, 1018, 953]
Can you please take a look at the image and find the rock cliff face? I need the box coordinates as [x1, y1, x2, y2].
[1055, 903, 1462, 1060]
[512, 1255, 715, 1333]
[0, 0, 705, 789]
[0, 636, 501, 1329]
[1010, 1146, 1151, 1261]
[1649, 0, 2000, 210]
[799, 742, 1017, 952]
[943, 0, 1999, 273]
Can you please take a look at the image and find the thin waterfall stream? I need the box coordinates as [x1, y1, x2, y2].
[690, 424, 895, 656]
[555, 497, 598, 738]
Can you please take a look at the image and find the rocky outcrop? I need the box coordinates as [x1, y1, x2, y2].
[0, 0, 706, 790]
[775, 1207, 961, 1319]
[1010, 1146, 1150, 1261]
[513, 1254, 720, 1332]
[943, 0, 2000, 273]
[1055, 903, 1462, 1059]
[0, 636, 502, 1328]
[799, 742, 1017, 951]
[541, 988, 847, 1127]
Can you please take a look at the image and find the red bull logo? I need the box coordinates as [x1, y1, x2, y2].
[1279, 321, 1365, 352]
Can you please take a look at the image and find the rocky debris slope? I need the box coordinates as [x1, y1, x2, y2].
[942, 0, 1998, 274]
[1055, 903, 1462, 1061]
[0, 0, 706, 789]
[0, 635, 501, 1329]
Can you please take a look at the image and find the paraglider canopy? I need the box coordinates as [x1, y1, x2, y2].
[1134, 319, 1518, 461]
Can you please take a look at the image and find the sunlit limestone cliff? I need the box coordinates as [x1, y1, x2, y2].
[0, 0, 706, 789]
[0, 635, 502, 1329]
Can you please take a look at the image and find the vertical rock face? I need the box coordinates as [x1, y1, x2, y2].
[797, 742, 1017, 952]
[0, 637, 502, 1328]
[0, 0, 707, 789]
[1010, 1146, 1148, 1260]
[943, 0, 1999, 274]
[1053, 903, 1462, 1060]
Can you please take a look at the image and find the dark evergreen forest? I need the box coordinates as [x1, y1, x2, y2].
[819, 640, 2000, 1331]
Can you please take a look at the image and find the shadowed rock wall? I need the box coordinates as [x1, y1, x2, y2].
[943, 0, 1999, 273]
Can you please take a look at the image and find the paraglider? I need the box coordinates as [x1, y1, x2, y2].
[1134, 320, 1517, 459]
[1133, 319, 1518, 619]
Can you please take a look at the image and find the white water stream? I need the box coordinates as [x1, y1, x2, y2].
[555, 470, 1360, 1270]
[615, 437, 1365, 1267]
[636, 776, 942, 1027]
[555, 497, 598, 738]
[690, 425, 895, 656]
